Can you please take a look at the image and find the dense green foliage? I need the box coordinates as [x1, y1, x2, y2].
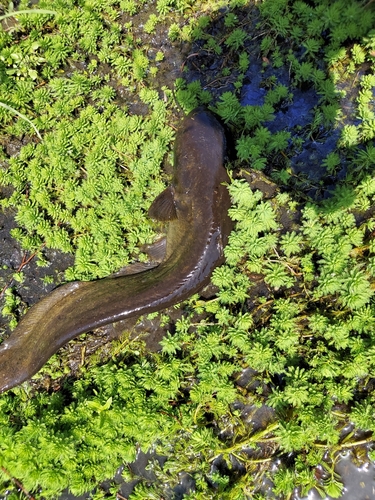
[1, 0, 375, 498]
[1, 101, 172, 280]
[0, 0, 180, 281]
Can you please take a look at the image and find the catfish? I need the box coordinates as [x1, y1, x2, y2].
[0, 107, 232, 392]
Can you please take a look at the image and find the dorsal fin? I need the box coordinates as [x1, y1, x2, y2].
[148, 186, 177, 221]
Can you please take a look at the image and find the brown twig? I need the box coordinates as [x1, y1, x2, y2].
[117, 493, 128, 500]
[1, 466, 35, 500]
[180, 49, 213, 72]
[0, 245, 44, 299]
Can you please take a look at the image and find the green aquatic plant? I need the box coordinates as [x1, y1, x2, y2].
[0, 1, 177, 282]
[1, 0, 375, 498]
[1, 288, 21, 330]
[225, 28, 247, 50]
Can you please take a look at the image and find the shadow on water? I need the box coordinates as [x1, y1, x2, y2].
[183, 2, 375, 206]
[241, 60, 344, 188]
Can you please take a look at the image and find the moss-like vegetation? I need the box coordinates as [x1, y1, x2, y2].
[1, 0, 375, 498]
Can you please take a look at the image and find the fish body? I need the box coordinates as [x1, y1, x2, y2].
[0, 107, 232, 392]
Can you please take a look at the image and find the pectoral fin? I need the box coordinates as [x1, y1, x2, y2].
[148, 186, 177, 221]
[141, 237, 167, 262]
[111, 238, 167, 277]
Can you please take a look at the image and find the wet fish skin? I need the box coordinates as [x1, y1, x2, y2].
[0, 107, 232, 393]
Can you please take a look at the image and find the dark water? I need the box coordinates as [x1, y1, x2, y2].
[298, 451, 375, 500]
[240, 60, 344, 189]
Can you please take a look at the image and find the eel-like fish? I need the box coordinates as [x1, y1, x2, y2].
[0, 107, 232, 393]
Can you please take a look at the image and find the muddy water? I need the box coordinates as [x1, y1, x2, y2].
[298, 451, 375, 500]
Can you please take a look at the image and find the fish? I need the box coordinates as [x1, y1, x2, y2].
[0, 107, 232, 393]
